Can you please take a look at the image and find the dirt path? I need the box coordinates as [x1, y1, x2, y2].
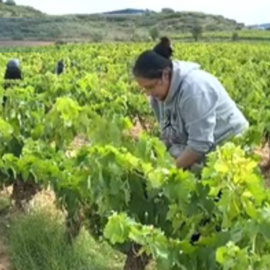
[0, 40, 54, 48]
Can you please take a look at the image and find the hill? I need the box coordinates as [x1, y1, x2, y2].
[249, 23, 270, 30]
[0, 3, 246, 42]
[0, 2, 45, 17]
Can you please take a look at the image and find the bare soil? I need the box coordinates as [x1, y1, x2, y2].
[0, 40, 54, 48]
[0, 244, 10, 270]
[129, 119, 144, 139]
[254, 144, 270, 185]
[255, 144, 270, 166]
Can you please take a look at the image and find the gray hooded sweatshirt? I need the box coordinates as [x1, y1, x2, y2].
[150, 60, 249, 159]
[7, 59, 20, 68]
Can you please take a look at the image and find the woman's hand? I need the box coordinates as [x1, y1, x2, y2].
[175, 147, 202, 169]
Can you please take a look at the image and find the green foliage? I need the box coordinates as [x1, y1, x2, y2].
[161, 8, 175, 14]
[7, 209, 124, 270]
[104, 143, 270, 269]
[149, 27, 159, 41]
[91, 31, 105, 43]
[191, 24, 203, 41]
[0, 42, 270, 268]
[5, 0, 16, 6]
[0, 2, 44, 17]
[232, 32, 239, 41]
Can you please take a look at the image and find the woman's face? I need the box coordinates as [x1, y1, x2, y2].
[135, 69, 171, 101]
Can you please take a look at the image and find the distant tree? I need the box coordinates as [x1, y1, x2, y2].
[231, 32, 239, 41]
[12, 34, 23, 40]
[130, 32, 140, 42]
[55, 40, 66, 46]
[5, 0, 16, 5]
[161, 8, 175, 13]
[91, 31, 104, 43]
[235, 24, 244, 30]
[191, 24, 203, 41]
[130, 32, 150, 42]
[149, 27, 159, 41]
[145, 9, 152, 14]
[0, 0, 3, 3]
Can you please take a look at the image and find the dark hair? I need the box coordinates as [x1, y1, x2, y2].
[153, 36, 173, 59]
[159, 36, 170, 44]
[133, 50, 172, 79]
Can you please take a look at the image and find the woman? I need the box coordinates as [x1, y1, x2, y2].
[3, 59, 22, 106]
[4, 59, 22, 81]
[132, 49, 249, 171]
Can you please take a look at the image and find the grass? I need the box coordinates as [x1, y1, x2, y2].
[1, 190, 125, 270]
[7, 210, 125, 270]
[0, 195, 10, 214]
[0, 189, 158, 270]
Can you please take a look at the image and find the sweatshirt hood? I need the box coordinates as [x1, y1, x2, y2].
[164, 60, 200, 104]
[7, 59, 20, 68]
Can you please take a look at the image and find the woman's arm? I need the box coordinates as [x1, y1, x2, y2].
[176, 77, 218, 169]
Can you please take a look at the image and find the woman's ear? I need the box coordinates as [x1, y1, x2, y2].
[162, 67, 171, 81]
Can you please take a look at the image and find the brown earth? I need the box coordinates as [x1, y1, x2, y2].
[255, 144, 270, 167]
[0, 40, 55, 48]
[254, 144, 270, 185]
[0, 245, 10, 270]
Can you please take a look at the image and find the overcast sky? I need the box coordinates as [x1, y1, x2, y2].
[16, 0, 269, 25]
